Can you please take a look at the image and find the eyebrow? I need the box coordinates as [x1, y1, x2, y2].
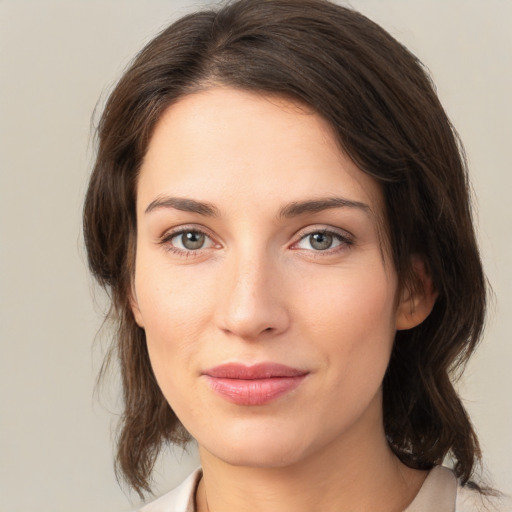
[145, 196, 219, 216]
[144, 195, 370, 218]
[278, 197, 370, 218]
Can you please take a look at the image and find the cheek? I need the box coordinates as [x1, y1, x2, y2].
[298, 262, 397, 379]
[300, 259, 397, 331]
[133, 257, 218, 388]
[135, 255, 215, 332]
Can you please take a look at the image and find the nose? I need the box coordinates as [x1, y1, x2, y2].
[215, 249, 290, 341]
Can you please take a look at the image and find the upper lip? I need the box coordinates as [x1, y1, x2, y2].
[202, 363, 308, 379]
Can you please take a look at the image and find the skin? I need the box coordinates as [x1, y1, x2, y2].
[131, 87, 436, 512]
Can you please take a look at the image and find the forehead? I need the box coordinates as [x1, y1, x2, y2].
[138, 87, 385, 224]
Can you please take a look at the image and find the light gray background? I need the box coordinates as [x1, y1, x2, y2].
[1, 1, 510, 511]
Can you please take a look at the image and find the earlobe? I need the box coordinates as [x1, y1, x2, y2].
[395, 257, 438, 331]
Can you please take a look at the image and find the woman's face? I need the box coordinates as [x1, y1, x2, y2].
[132, 87, 413, 468]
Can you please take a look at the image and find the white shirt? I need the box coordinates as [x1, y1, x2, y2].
[140, 466, 512, 512]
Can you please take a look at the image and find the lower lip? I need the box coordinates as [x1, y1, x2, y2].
[204, 375, 306, 405]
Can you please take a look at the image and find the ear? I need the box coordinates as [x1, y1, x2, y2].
[395, 256, 438, 331]
[129, 285, 145, 328]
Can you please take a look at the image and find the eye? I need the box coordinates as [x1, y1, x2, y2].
[294, 229, 352, 252]
[161, 228, 217, 254]
[305, 232, 336, 251]
[173, 231, 208, 250]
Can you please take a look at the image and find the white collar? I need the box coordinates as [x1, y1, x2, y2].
[140, 465, 502, 512]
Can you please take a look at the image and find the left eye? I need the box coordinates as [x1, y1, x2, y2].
[295, 231, 346, 251]
[169, 230, 215, 251]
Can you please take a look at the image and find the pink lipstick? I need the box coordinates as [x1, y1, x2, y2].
[202, 363, 308, 406]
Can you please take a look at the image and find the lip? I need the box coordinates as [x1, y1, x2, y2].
[202, 363, 308, 406]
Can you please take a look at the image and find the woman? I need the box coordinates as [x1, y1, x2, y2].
[83, 0, 510, 510]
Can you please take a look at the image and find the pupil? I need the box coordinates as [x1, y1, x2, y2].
[182, 231, 205, 250]
[310, 232, 332, 250]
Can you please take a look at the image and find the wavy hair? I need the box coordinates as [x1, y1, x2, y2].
[83, 0, 486, 497]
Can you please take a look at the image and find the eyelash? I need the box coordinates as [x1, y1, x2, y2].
[158, 226, 354, 258]
[159, 226, 218, 258]
[291, 228, 354, 255]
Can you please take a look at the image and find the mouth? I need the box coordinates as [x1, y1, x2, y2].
[202, 363, 309, 406]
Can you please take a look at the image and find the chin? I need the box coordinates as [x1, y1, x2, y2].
[198, 420, 318, 469]
[213, 443, 304, 469]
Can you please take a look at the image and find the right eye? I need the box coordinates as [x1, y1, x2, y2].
[173, 230, 209, 250]
[161, 228, 217, 255]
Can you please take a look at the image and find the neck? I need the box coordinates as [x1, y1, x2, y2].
[195, 401, 427, 512]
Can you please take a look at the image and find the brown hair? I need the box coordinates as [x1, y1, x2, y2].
[83, 0, 486, 497]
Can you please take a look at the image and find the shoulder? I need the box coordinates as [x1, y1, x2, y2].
[140, 469, 202, 512]
[456, 485, 512, 512]
[406, 466, 512, 512]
